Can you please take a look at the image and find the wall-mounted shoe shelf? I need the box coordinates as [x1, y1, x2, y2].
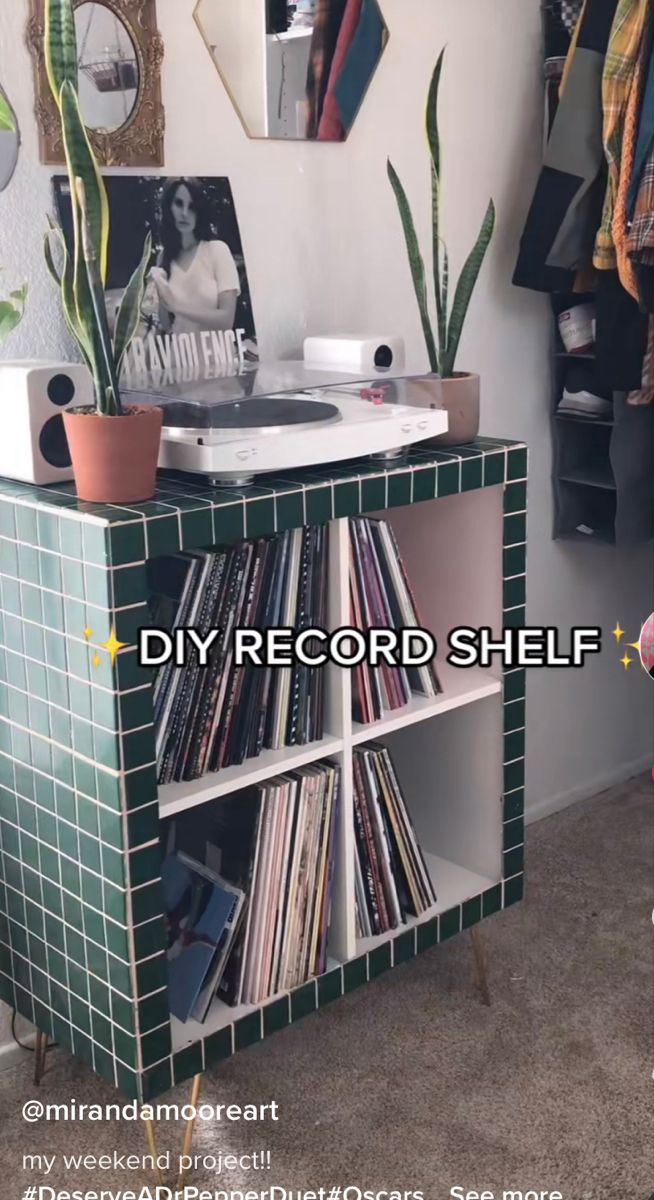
[552, 325, 654, 546]
[541, 7, 654, 547]
[0, 438, 527, 1101]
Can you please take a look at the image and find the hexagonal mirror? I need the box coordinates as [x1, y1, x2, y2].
[194, 0, 388, 141]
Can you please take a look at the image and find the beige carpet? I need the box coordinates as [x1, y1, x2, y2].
[0, 777, 651, 1199]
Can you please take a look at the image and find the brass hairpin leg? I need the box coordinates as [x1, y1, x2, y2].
[176, 1073, 203, 1190]
[143, 1118, 166, 1187]
[142, 1072, 204, 1188]
[33, 1030, 49, 1087]
[469, 926, 492, 1006]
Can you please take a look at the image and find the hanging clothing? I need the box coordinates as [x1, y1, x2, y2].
[331, 0, 386, 134]
[612, 15, 651, 298]
[563, 0, 586, 29]
[627, 33, 654, 214]
[513, 0, 619, 293]
[305, 0, 347, 139]
[593, 0, 649, 272]
[317, 0, 362, 140]
[594, 268, 648, 387]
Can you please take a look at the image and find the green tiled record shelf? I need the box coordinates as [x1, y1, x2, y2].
[0, 438, 527, 1101]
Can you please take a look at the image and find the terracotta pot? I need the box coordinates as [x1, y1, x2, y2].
[63, 405, 163, 504]
[413, 372, 481, 446]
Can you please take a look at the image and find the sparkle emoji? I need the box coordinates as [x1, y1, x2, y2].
[100, 626, 128, 668]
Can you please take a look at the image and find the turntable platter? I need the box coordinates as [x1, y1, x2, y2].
[204, 396, 341, 431]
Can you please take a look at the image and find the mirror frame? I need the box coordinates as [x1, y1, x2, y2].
[26, 0, 165, 168]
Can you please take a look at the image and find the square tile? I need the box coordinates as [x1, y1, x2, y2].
[504, 729, 525, 763]
[504, 874, 524, 907]
[290, 981, 317, 1022]
[504, 698, 526, 733]
[204, 1026, 233, 1067]
[304, 487, 333, 527]
[461, 457, 483, 492]
[368, 941, 392, 976]
[436, 462, 459, 497]
[317, 967, 343, 1006]
[234, 1010, 262, 1051]
[504, 789, 524, 821]
[503, 817, 524, 852]
[504, 759, 525, 793]
[439, 906, 461, 941]
[504, 670, 525, 704]
[334, 481, 359, 519]
[462, 896, 482, 929]
[244, 496, 276, 540]
[263, 996, 290, 1036]
[506, 447, 528, 481]
[503, 845, 524, 879]
[109, 522, 146, 567]
[482, 884, 503, 917]
[211, 504, 245, 547]
[504, 513, 527, 547]
[504, 481, 527, 514]
[173, 1043, 202, 1084]
[387, 471, 412, 509]
[393, 929, 416, 964]
[483, 452, 505, 487]
[181, 508, 213, 550]
[413, 466, 437, 504]
[275, 491, 304, 534]
[343, 955, 367, 992]
[504, 575, 526, 610]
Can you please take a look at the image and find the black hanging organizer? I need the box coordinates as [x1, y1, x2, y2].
[541, 1, 654, 546]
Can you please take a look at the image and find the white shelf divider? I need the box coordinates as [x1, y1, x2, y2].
[158, 735, 344, 820]
[351, 664, 501, 745]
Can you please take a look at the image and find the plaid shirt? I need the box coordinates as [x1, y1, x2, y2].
[594, 0, 649, 271]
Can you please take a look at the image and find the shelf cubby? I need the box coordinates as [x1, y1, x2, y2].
[0, 438, 527, 1101]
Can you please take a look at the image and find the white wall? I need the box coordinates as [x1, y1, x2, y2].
[0, 0, 652, 1057]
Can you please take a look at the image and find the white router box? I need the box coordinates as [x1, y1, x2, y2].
[303, 335, 406, 374]
[0, 360, 93, 484]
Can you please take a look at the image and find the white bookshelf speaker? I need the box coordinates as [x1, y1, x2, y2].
[0, 361, 93, 484]
[304, 335, 406, 373]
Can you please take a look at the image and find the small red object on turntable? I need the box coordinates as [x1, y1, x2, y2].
[361, 387, 387, 405]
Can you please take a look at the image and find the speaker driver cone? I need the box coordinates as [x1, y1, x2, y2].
[40, 415, 72, 469]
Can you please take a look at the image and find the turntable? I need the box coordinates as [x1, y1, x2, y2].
[123, 363, 448, 486]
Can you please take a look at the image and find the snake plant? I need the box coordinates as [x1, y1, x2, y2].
[388, 49, 495, 379]
[42, 0, 151, 416]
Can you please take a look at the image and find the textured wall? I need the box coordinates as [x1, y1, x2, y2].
[0, 0, 652, 1055]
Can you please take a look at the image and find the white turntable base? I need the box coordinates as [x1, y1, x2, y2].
[157, 391, 449, 485]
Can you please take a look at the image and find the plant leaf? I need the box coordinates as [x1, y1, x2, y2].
[426, 49, 445, 182]
[0, 92, 16, 133]
[0, 302, 23, 342]
[427, 49, 446, 359]
[59, 80, 110, 285]
[443, 199, 495, 378]
[113, 232, 152, 377]
[439, 239, 449, 358]
[44, 0, 78, 106]
[44, 221, 95, 374]
[10, 285, 28, 305]
[387, 159, 439, 373]
[75, 176, 122, 415]
[432, 164, 442, 364]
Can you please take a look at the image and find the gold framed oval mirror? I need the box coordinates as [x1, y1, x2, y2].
[0, 86, 20, 191]
[26, 0, 165, 167]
